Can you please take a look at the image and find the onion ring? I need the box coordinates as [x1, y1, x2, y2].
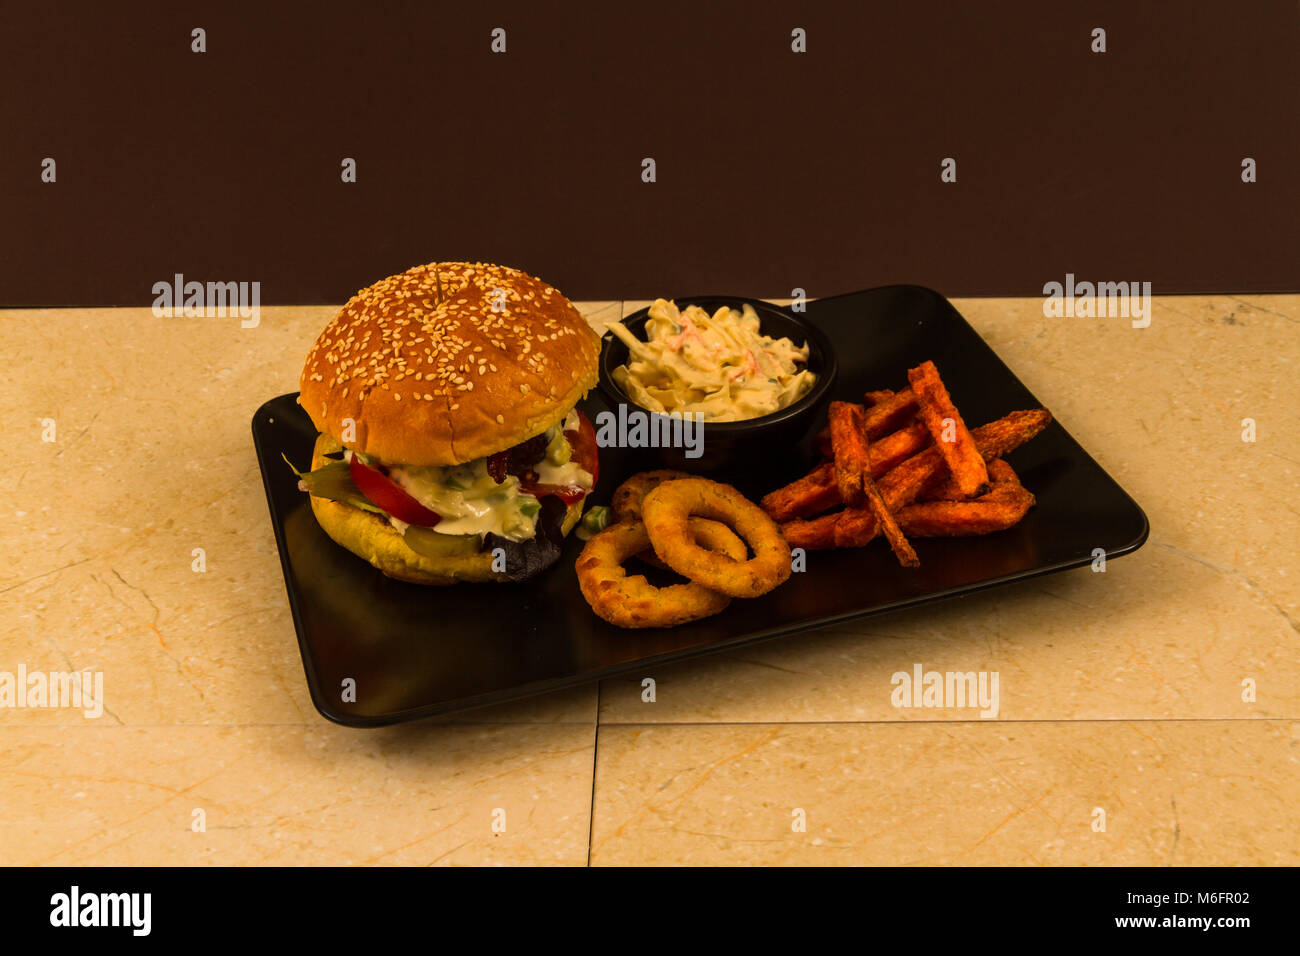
[610, 469, 710, 570]
[610, 469, 693, 523]
[575, 519, 746, 628]
[642, 478, 792, 598]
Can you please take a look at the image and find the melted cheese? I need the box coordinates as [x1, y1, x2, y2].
[386, 459, 540, 542]
[535, 409, 594, 487]
[534, 457, 593, 488]
[355, 409, 594, 543]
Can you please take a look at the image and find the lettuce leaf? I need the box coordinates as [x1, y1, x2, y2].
[282, 453, 387, 516]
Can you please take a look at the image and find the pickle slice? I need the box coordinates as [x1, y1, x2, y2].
[403, 525, 481, 559]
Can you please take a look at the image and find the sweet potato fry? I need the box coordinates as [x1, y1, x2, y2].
[871, 421, 930, 476]
[829, 402, 871, 507]
[830, 409, 1051, 547]
[780, 512, 840, 550]
[763, 421, 931, 521]
[860, 469, 919, 566]
[832, 507, 880, 548]
[903, 411, 1046, 501]
[896, 462, 1035, 536]
[907, 361, 989, 498]
[761, 462, 838, 521]
[985, 458, 1023, 489]
[861, 388, 917, 437]
[967, 408, 1052, 460]
[857, 405, 920, 564]
[917, 473, 965, 502]
[919, 459, 1021, 502]
[813, 387, 919, 457]
[864, 389, 895, 405]
[895, 491, 1034, 536]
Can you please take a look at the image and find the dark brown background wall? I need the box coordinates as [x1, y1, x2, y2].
[2, 0, 1296, 305]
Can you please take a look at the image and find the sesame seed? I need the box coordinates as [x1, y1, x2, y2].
[304, 261, 586, 428]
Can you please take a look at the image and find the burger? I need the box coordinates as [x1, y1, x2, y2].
[287, 261, 602, 584]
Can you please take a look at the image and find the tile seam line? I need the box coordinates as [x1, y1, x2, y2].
[0, 715, 1292, 731]
[0, 720, 602, 730]
[586, 681, 601, 867]
[590, 716, 1295, 727]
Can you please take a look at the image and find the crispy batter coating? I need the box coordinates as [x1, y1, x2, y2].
[642, 478, 792, 598]
[610, 469, 693, 523]
[611, 469, 701, 570]
[575, 519, 744, 628]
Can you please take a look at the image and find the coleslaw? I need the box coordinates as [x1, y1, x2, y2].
[605, 299, 816, 422]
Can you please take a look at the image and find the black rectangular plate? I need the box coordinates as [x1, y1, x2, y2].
[252, 286, 1148, 726]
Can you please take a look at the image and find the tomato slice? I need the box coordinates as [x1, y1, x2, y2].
[569, 409, 600, 486]
[348, 456, 441, 526]
[519, 410, 599, 503]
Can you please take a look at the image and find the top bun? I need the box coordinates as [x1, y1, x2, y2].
[299, 262, 600, 466]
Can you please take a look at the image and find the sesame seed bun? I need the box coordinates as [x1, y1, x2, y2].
[299, 261, 600, 466]
[306, 434, 583, 585]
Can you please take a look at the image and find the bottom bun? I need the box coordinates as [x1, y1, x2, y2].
[307, 433, 583, 585]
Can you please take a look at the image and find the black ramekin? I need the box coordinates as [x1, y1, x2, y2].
[597, 296, 838, 474]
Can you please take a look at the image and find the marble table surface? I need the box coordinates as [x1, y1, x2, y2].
[1, 293, 1295, 865]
